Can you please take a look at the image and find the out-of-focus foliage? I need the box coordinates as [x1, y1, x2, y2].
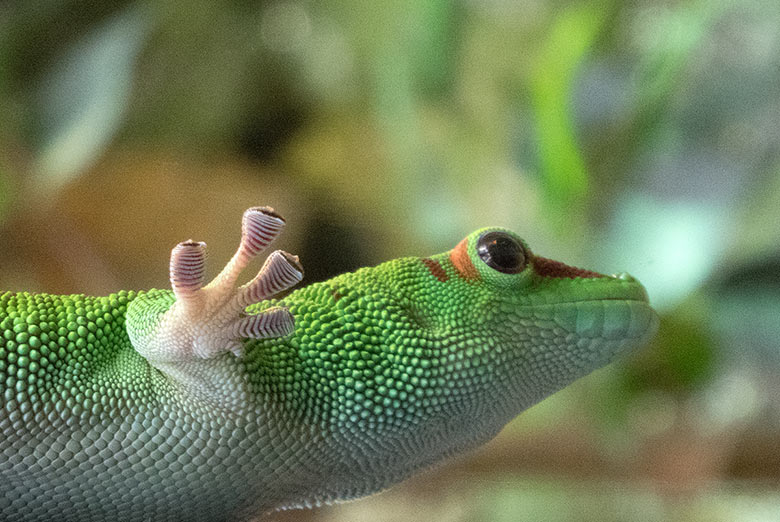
[32, 6, 149, 191]
[1, 0, 780, 520]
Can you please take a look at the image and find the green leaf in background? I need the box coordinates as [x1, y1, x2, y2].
[33, 6, 149, 195]
[630, 0, 731, 131]
[529, 2, 611, 227]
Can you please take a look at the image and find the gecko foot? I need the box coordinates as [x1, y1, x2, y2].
[128, 207, 303, 365]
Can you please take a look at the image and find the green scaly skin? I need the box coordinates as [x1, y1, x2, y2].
[0, 219, 657, 522]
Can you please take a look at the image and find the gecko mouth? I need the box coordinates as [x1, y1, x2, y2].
[515, 277, 658, 343]
[528, 274, 652, 307]
[579, 273, 651, 302]
[570, 299, 658, 342]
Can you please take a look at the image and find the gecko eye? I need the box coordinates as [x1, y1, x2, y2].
[477, 232, 527, 274]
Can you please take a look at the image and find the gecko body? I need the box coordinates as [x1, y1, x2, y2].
[0, 208, 657, 521]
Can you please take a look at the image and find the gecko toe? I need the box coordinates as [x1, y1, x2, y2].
[241, 207, 286, 257]
[170, 241, 207, 302]
[131, 207, 302, 369]
[235, 250, 304, 309]
[229, 308, 295, 340]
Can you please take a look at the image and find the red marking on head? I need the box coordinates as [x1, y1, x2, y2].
[449, 238, 480, 281]
[421, 258, 449, 282]
[533, 256, 604, 279]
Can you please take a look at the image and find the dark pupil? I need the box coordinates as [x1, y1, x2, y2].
[477, 232, 526, 274]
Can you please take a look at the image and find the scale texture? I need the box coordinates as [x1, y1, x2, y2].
[0, 225, 657, 521]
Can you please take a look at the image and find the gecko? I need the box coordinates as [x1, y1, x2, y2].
[0, 206, 658, 521]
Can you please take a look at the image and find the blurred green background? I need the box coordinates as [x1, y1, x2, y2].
[1, 0, 779, 521]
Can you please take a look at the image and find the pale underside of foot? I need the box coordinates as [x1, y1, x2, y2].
[128, 206, 303, 372]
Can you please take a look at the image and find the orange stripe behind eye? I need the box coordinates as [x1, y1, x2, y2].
[449, 238, 480, 281]
[533, 256, 604, 279]
[421, 258, 449, 282]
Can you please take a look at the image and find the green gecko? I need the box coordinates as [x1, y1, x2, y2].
[0, 207, 657, 521]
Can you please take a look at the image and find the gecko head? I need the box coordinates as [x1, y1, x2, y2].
[440, 227, 659, 420]
[342, 228, 654, 466]
[262, 227, 658, 507]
